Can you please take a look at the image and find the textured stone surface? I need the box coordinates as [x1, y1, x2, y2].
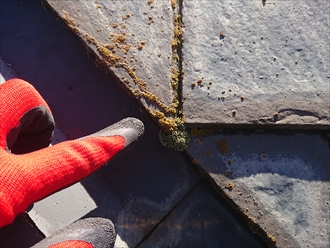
[44, 0, 181, 131]
[139, 180, 265, 248]
[182, 0, 330, 128]
[44, 0, 330, 130]
[186, 131, 330, 247]
[28, 181, 98, 236]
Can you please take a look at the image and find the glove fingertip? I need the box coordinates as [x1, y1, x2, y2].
[81, 117, 144, 147]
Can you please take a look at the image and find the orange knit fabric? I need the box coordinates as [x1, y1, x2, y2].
[0, 79, 125, 228]
[48, 240, 93, 248]
[0, 78, 52, 150]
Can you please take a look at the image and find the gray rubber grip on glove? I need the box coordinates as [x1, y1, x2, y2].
[32, 217, 116, 248]
[80, 117, 144, 147]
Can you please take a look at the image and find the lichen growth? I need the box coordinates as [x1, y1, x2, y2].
[133, 90, 174, 115]
[159, 119, 190, 151]
[85, 32, 180, 130]
[170, 13, 182, 115]
[224, 182, 235, 191]
[205, 150, 212, 157]
[62, 11, 80, 34]
[171, 67, 180, 91]
[152, 110, 178, 133]
[192, 159, 199, 165]
[59, 10, 187, 151]
[217, 139, 229, 154]
[267, 233, 277, 244]
[189, 128, 223, 136]
[171, 0, 176, 9]
[173, 14, 182, 49]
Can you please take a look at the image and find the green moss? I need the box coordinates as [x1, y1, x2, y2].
[159, 119, 190, 151]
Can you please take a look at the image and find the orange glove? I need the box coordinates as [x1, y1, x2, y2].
[0, 78, 144, 228]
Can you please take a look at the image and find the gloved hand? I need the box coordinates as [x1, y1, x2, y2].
[0, 78, 144, 229]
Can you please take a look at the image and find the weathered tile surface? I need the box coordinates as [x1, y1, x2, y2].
[139, 180, 265, 248]
[0, 1, 202, 247]
[182, 0, 330, 128]
[186, 131, 330, 247]
[44, 0, 181, 131]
